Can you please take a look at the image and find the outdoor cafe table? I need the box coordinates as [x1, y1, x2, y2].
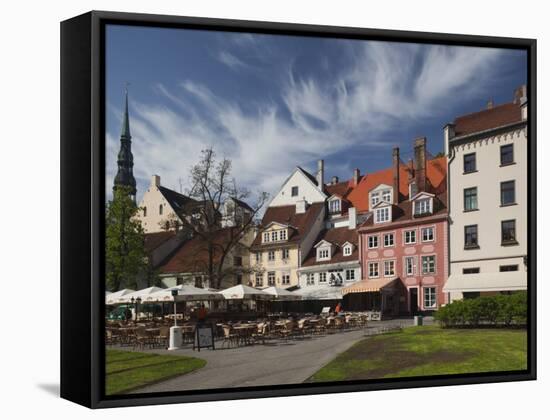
[232, 324, 256, 346]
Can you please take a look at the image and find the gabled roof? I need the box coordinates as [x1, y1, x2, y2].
[228, 197, 254, 213]
[453, 102, 523, 137]
[314, 239, 333, 248]
[158, 186, 200, 218]
[144, 231, 176, 254]
[410, 191, 435, 201]
[324, 180, 353, 198]
[251, 202, 325, 248]
[302, 227, 359, 267]
[296, 166, 319, 186]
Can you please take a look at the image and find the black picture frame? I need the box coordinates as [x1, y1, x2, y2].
[60, 10, 537, 409]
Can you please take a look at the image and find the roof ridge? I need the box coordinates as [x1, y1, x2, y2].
[454, 101, 516, 121]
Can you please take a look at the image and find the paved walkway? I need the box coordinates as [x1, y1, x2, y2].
[124, 318, 424, 394]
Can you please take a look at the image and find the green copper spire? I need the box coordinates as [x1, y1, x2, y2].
[121, 87, 131, 139]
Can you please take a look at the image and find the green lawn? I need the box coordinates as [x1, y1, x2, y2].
[106, 349, 206, 395]
[309, 326, 527, 383]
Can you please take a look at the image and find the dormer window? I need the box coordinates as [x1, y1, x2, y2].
[382, 189, 392, 203]
[414, 198, 432, 216]
[317, 248, 330, 261]
[280, 229, 287, 240]
[263, 232, 270, 243]
[343, 245, 352, 256]
[371, 192, 380, 207]
[271, 231, 278, 242]
[374, 206, 391, 223]
[329, 199, 341, 214]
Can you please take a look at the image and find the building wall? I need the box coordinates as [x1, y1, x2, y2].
[298, 205, 326, 264]
[249, 246, 300, 288]
[135, 180, 179, 233]
[359, 218, 448, 312]
[447, 127, 527, 298]
[298, 262, 361, 288]
[268, 170, 326, 207]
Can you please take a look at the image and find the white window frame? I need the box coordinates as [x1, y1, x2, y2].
[382, 189, 392, 203]
[414, 198, 432, 216]
[370, 191, 380, 208]
[280, 229, 287, 241]
[404, 256, 416, 276]
[383, 260, 396, 277]
[345, 269, 355, 282]
[421, 226, 435, 242]
[306, 273, 315, 286]
[375, 206, 391, 224]
[404, 229, 416, 245]
[282, 248, 289, 260]
[281, 273, 290, 285]
[267, 250, 275, 261]
[368, 235, 379, 249]
[423, 287, 437, 309]
[255, 272, 263, 287]
[368, 262, 379, 278]
[383, 232, 395, 247]
[267, 271, 276, 286]
[317, 248, 330, 261]
[329, 199, 341, 214]
[271, 231, 278, 242]
[319, 272, 327, 283]
[421, 255, 436, 274]
[343, 245, 352, 256]
[263, 232, 270, 243]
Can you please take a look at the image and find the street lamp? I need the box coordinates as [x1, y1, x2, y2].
[136, 297, 142, 322]
[131, 297, 136, 322]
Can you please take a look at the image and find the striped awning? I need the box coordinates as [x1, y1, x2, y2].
[342, 278, 398, 295]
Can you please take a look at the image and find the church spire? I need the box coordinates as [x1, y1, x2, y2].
[113, 86, 137, 201]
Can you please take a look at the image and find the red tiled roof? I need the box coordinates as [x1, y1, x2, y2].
[302, 227, 359, 267]
[325, 181, 353, 199]
[251, 202, 325, 248]
[144, 231, 176, 253]
[159, 228, 237, 274]
[347, 157, 447, 213]
[454, 102, 522, 137]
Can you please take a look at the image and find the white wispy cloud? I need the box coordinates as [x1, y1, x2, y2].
[107, 41, 505, 204]
[216, 51, 250, 72]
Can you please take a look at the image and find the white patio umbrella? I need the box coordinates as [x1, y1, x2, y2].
[219, 284, 271, 300]
[105, 288, 135, 305]
[117, 286, 164, 304]
[143, 285, 222, 303]
[262, 286, 302, 301]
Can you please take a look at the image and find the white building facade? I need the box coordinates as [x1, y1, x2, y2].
[444, 87, 528, 300]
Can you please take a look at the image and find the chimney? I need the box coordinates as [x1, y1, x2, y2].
[487, 99, 494, 109]
[353, 168, 361, 186]
[348, 207, 357, 230]
[443, 123, 455, 156]
[151, 174, 161, 188]
[296, 199, 308, 214]
[392, 147, 400, 204]
[414, 137, 427, 192]
[331, 176, 339, 185]
[514, 85, 527, 105]
[317, 160, 324, 190]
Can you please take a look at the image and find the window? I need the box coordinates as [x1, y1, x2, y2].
[194, 276, 202, 288]
[464, 225, 479, 248]
[343, 245, 352, 256]
[423, 287, 437, 309]
[318, 248, 330, 260]
[267, 272, 275, 286]
[404, 230, 416, 244]
[345, 269, 355, 281]
[255, 252, 261, 263]
[319, 272, 327, 283]
[464, 187, 478, 211]
[306, 273, 315, 286]
[271, 231, 278, 242]
[368, 235, 379, 248]
[382, 189, 392, 203]
[383, 233, 394, 247]
[501, 220, 517, 245]
[263, 232, 270, 243]
[422, 227, 434, 242]
[143, 206, 147, 217]
[329, 199, 341, 214]
[233, 256, 243, 267]
[405, 256, 416, 276]
[291, 186, 299, 196]
[414, 198, 431, 216]
[463, 153, 476, 173]
[501, 181, 516, 206]
[176, 276, 183, 285]
[375, 207, 390, 223]
[159, 204, 163, 215]
[500, 265, 519, 272]
[280, 229, 287, 240]
[422, 255, 436, 274]
[237, 274, 243, 284]
[368, 262, 379, 278]
[500, 144, 514, 165]
[463, 267, 480, 274]
[282, 249, 290, 260]
[384, 260, 395, 277]
[281, 273, 290, 285]
[371, 191, 380, 207]
[268, 250, 275, 261]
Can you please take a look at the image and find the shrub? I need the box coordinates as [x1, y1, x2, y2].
[435, 291, 527, 328]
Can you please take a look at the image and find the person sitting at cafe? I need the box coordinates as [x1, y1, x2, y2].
[334, 302, 342, 315]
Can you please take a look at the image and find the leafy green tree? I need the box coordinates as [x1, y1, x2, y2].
[106, 186, 148, 291]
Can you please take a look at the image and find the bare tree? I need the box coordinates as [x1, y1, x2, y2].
[162, 148, 268, 289]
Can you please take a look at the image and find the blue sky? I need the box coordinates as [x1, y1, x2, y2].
[105, 24, 526, 204]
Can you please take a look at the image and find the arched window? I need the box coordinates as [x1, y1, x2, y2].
[159, 204, 163, 215]
[143, 206, 147, 217]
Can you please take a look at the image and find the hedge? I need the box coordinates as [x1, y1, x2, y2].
[435, 291, 527, 328]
